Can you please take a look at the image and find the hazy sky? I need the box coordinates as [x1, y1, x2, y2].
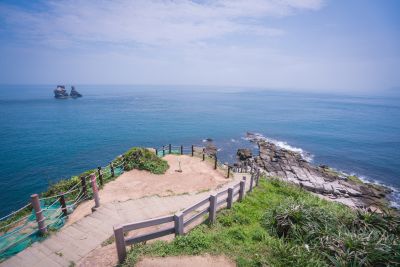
[0, 0, 399, 93]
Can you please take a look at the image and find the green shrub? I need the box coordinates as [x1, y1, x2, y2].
[251, 227, 266, 241]
[123, 179, 400, 267]
[263, 197, 400, 266]
[262, 198, 341, 243]
[173, 228, 211, 254]
[227, 227, 247, 241]
[123, 148, 169, 174]
[268, 239, 326, 267]
[41, 169, 97, 197]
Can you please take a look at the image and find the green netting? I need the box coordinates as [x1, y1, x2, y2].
[0, 201, 67, 260]
[0, 189, 92, 261]
[157, 149, 181, 157]
[1, 157, 126, 262]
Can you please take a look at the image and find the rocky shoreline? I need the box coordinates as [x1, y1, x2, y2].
[238, 132, 393, 211]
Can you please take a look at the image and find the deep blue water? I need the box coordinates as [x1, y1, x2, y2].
[1, 85, 400, 216]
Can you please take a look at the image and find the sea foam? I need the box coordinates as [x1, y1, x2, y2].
[243, 133, 314, 162]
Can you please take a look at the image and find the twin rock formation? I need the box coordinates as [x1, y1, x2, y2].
[238, 133, 392, 211]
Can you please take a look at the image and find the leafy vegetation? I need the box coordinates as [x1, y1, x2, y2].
[123, 147, 169, 174]
[42, 171, 91, 198]
[123, 179, 400, 267]
[40, 147, 168, 199]
[0, 205, 32, 233]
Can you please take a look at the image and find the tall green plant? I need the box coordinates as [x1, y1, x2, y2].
[123, 148, 169, 174]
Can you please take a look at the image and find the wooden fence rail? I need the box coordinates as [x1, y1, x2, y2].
[156, 144, 254, 179]
[113, 169, 260, 263]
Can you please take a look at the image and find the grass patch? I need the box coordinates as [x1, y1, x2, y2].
[347, 175, 363, 184]
[123, 179, 400, 267]
[124, 148, 169, 174]
[102, 235, 115, 247]
[0, 147, 168, 233]
[41, 147, 168, 199]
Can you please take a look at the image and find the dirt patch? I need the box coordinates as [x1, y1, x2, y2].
[67, 155, 229, 226]
[136, 255, 235, 267]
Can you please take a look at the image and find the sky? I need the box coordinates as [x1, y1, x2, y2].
[0, 0, 399, 93]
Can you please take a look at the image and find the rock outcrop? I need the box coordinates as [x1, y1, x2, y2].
[54, 85, 69, 99]
[70, 86, 82, 98]
[243, 132, 392, 211]
[203, 139, 217, 156]
[237, 148, 252, 161]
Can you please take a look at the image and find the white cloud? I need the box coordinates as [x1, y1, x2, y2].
[0, 0, 323, 47]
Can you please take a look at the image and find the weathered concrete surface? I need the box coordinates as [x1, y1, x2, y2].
[244, 132, 392, 210]
[1, 172, 251, 267]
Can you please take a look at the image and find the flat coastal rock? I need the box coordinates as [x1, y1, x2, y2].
[242, 132, 392, 211]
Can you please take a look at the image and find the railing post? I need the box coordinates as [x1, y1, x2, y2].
[227, 187, 234, 209]
[180, 145, 183, 155]
[209, 193, 217, 224]
[90, 173, 100, 210]
[191, 145, 194, 157]
[255, 169, 260, 186]
[202, 149, 205, 161]
[249, 173, 254, 192]
[114, 225, 126, 264]
[97, 166, 103, 186]
[239, 177, 246, 202]
[169, 144, 172, 154]
[174, 211, 184, 236]
[214, 155, 217, 170]
[155, 148, 158, 156]
[110, 162, 115, 178]
[163, 146, 165, 156]
[31, 194, 47, 235]
[227, 166, 231, 178]
[80, 176, 87, 199]
[59, 193, 68, 217]
[122, 154, 127, 170]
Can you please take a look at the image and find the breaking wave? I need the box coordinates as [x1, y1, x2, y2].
[243, 132, 314, 162]
[352, 173, 400, 209]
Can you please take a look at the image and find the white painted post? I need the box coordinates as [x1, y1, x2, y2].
[90, 173, 100, 210]
[114, 225, 126, 264]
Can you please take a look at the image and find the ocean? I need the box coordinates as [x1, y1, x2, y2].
[0, 85, 399, 216]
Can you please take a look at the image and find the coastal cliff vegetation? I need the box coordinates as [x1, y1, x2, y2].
[43, 148, 168, 197]
[124, 178, 400, 267]
[1, 148, 169, 233]
[123, 147, 169, 174]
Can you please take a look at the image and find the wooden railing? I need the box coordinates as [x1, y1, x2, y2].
[155, 143, 255, 178]
[113, 168, 261, 263]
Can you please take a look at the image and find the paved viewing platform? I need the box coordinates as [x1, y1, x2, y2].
[1, 153, 250, 267]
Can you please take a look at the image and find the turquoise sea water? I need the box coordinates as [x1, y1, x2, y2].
[0, 85, 399, 216]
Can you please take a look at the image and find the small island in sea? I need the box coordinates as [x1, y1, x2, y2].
[54, 85, 82, 99]
[0, 0, 399, 266]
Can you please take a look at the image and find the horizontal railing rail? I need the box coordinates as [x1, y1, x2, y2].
[1, 142, 257, 260]
[114, 165, 261, 263]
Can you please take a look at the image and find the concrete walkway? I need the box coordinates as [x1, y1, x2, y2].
[1, 173, 250, 267]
